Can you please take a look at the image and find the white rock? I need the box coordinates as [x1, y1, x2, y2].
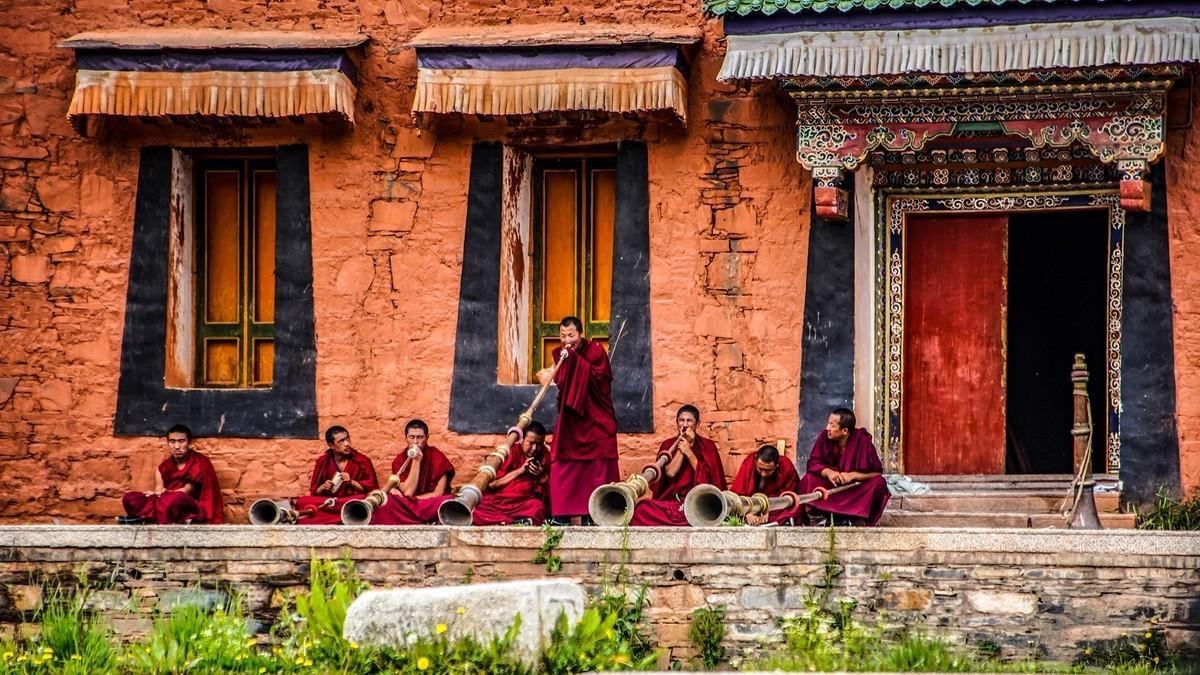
[343, 579, 586, 662]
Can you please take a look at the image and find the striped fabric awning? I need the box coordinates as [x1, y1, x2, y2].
[409, 25, 699, 123]
[716, 2, 1200, 79]
[61, 30, 368, 122]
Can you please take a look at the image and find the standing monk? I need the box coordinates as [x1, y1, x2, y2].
[295, 426, 379, 525]
[630, 405, 727, 526]
[471, 421, 550, 526]
[537, 316, 619, 525]
[120, 424, 224, 524]
[371, 419, 456, 525]
[796, 408, 890, 526]
[730, 444, 799, 525]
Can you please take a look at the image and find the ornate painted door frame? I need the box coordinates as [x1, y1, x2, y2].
[873, 188, 1125, 475]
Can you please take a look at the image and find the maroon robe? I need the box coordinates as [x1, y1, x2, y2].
[121, 451, 224, 524]
[730, 453, 800, 525]
[296, 449, 380, 525]
[795, 428, 890, 526]
[370, 446, 456, 525]
[630, 435, 727, 526]
[472, 439, 549, 526]
[549, 339, 620, 517]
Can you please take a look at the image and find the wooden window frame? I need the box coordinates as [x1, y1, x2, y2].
[193, 157, 276, 388]
[530, 155, 616, 377]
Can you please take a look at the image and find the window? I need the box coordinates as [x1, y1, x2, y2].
[531, 156, 615, 376]
[117, 146, 316, 438]
[194, 158, 276, 387]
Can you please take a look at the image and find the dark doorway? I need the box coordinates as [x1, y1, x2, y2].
[1006, 210, 1108, 474]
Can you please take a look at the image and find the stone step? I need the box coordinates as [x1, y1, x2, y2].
[879, 510, 1137, 529]
[903, 474, 1119, 491]
[891, 491, 1121, 514]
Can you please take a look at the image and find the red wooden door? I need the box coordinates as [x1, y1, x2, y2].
[903, 213, 1007, 474]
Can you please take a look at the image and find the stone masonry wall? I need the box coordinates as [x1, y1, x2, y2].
[0, 527, 1196, 668]
[0, 1, 811, 524]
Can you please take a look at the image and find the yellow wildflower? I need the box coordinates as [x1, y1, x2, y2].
[71, 654, 81, 660]
[41, 646, 52, 654]
[349, 640, 359, 650]
[614, 654, 631, 665]
[259, 668, 267, 674]
[16, 655, 26, 663]
[1145, 632, 1153, 639]
[436, 623, 448, 634]
[417, 656, 431, 670]
[456, 606, 466, 615]
[1, 652, 11, 660]
[246, 637, 258, 647]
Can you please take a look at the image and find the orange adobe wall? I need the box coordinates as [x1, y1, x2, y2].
[0, 1, 813, 523]
[1166, 119, 1200, 497]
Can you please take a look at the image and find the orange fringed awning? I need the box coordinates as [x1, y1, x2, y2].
[413, 67, 688, 122]
[409, 24, 698, 124]
[67, 70, 357, 121]
[61, 29, 367, 123]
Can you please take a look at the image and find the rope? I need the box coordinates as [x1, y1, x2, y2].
[1060, 393, 1094, 521]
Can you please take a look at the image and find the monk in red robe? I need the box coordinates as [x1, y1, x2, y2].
[537, 316, 619, 525]
[472, 421, 550, 526]
[795, 408, 890, 526]
[295, 425, 379, 525]
[630, 405, 727, 526]
[371, 419, 456, 525]
[120, 424, 224, 524]
[730, 444, 799, 525]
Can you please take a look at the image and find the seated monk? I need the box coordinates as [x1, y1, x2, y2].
[121, 424, 224, 524]
[471, 421, 550, 526]
[629, 405, 727, 526]
[730, 444, 799, 526]
[295, 425, 379, 525]
[371, 419, 456, 525]
[795, 408, 890, 526]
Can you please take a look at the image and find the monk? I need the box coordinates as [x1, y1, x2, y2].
[537, 316, 619, 525]
[795, 408, 890, 526]
[730, 444, 800, 525]
[295, 425, 379, 525]
[471, 421, 550, 526]
[629, 405, 727, 526]
[370, 419, 456, 525]
[120, 424, 224, 524]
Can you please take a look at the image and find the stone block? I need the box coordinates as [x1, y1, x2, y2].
[344, 579, 585, 663]
[876, 588, 933, 611]
[965, 590, 1037, 615]
[10, 254, 49, 283]
[369, 199, 417, 233]
[35, 175, 77, 213]
[9, 585, 41, 612]
[713, 201, 756, 237]
[695, 305, 734, 338]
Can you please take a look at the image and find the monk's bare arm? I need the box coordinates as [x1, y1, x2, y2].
[418, 475, 449, 499]
[663, 445, 688, 478]
[398, 457, 422, 497]
[489, 467, 523, 490]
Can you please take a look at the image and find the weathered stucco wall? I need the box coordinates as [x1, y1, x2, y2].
[0, 1, 811, 523]
[1166, 120, 1200, 494]
[1, 0, 1197, 524]
[0, 526, 1196, 666]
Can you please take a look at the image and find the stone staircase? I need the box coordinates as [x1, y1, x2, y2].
[879, 474, 1136, 528]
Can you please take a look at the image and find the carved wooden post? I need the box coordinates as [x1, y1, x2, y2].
[1068, 353, 1103, 529]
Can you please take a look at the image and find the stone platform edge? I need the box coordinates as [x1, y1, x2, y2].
[0, 525, 1197, 561]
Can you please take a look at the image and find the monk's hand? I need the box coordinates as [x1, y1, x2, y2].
[525, 459, 543, 476]
[319, 480, 334, 494]
[747, 513, 768, 526]
[535, 368, 553, 386]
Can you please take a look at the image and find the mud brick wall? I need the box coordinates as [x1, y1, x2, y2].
[0, 526, 1197, 667]
[0, 0, 811, 524]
